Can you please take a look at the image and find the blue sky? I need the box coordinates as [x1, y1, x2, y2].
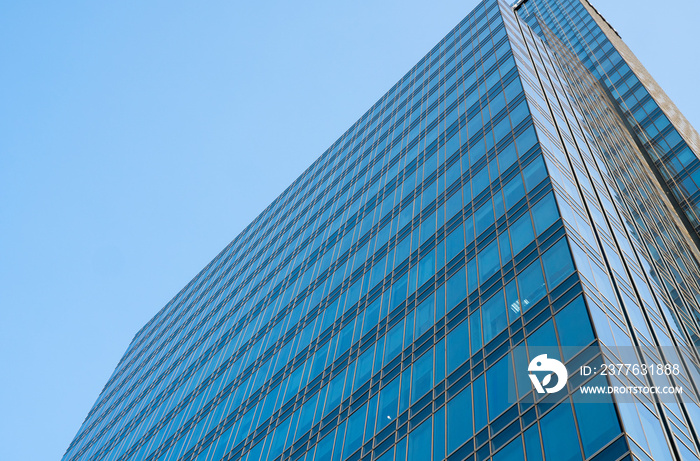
[0, 1, 697, 460]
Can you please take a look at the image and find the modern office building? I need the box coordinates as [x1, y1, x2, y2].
[63, 0, 700, 460]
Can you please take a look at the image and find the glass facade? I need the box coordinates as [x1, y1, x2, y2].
[63, 1, 700, 461]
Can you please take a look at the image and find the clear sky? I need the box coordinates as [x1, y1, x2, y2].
[1, 1, 697, 460]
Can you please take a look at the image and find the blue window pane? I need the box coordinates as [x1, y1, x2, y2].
[555, 295, 594, 360]
[467, 257, 478, 293]
[486, 353, 515, 420]
[375, 446, 394, 461]
[499, 231, 512, 263]
[472, 166, 490, 196]
[446, 190, 463, 220]
[475, 199, 495, 236]
[418, 251, 435, 287]
[470, 310, 482, 353]
[415, 293, 435, 337]
[464, 214, 475, 245]
[395, 436, 408, 461]
[447, 319, 469, 374]
[446, 224, 465, 262]
[517, 260, 546, 311]
[434, 406, 445, 461]
[429, 336, 442, 385]
[524, 423, 543, 461]
[523, 156, 547, 191]
[540, 400, 582, 461]
[513, 344, 531, 398]
[482, 289, 508, 343]
[446, 267, 467, 312]
[344, 404, 367, 457]
[542, 238, 575, 290]
[411, 348, 433, 403]
[510, 212, 534, 255]
[407, 417, 431, 461]
[315, 430, 334, 459]
[473, 374, 487, 432]
[504, 173, 525, 209]
[420, 212, 436, 244]
[354, 344, 375, 386]
[572, 375, 621, 458]
[436, 284, 445, 319]
[505, 279, 520, 322]
[528, 320, 561, 362]
[515, 125, 538, 156]
[493, 435, 524, 461]
[391, 273, 409, 310]
[364, 394, 378, 442]
[384, 320, 404, 363]
[509, 98, 530, 128]
[478, 239, 500, 281]
[498, 141, 518, 173]
[447, 386, 473, 453]
[531, 192, 559, 234]
[377, 377, 399, 430]
[637, 400, 674, 461]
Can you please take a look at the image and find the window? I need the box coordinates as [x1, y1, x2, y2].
[472, 166, 490, 196]
[477, 239, 500, 282]
[447, 319, 469, 374]
[408, 417, 432, 461]
[531, 192, 559, 234]
[344, 404, 367, 456]
[517, 260, 546, 311]
[475, 199, 495, 236]
[540, 400, 582, 461]
[377, 377, 400, 430]
[503, 173, 525, 209]
[390, 273, 409, 310]
[515, 125, 538, 156]
[384, 320, 405, 363]
[498, 143, 518, 174]
[418, 251, 435, 287]
[447, 266, 467, 309]
[523, 156, 547, 191]
[434, 407, 446, 461]
[447, 386, 473, 453]
[528, 319, 560, 362]
[555, 295, 593, 360]
[482, 290, 508, 343]
[473, 374, 487, 431]
[493, 435, 524, 461]
[446, 225, 465, 262]
[572, 375, 621, 458]
[467, 257, 478, 293]
[470, 310, 482, 353]
[542, 238, 575, 289]
[486, 353, 515, 420]
[510, 212, 535, 255]
[523, 424, 543, 461]
[415, 294, 435, 337]
[411, 348, 434, 403]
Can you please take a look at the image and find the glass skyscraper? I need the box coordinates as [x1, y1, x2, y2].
[63, 1, 700, 461]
